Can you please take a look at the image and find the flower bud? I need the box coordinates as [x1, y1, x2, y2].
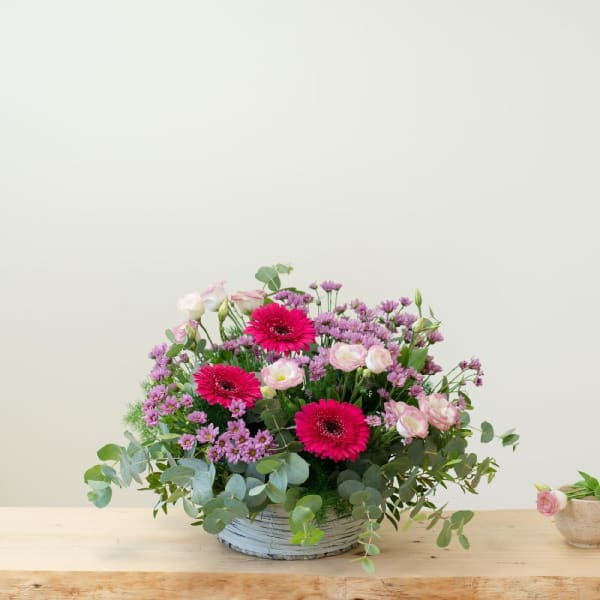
[217, 299, 229, 322]
[260, 385, 276, 399]
[414, 289, 422, 309]
[412, 317, 426, 333]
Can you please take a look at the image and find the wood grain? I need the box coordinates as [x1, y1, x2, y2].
[1, 508, 599, 599]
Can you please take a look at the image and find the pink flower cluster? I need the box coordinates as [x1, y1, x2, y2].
[383, 393, 462, 440]
[204, 420, 275, 464]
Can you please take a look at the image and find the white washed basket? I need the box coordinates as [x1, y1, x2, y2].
[217, 505, 363, 560]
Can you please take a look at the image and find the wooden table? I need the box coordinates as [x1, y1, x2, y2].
[1, 507, 599, 599]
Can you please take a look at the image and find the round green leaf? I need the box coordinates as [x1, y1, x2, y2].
[338, 479, 365, 499]
[296, 494, 322, 515]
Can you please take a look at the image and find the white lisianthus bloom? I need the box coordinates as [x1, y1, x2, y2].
[329, 342, 367, 372]
[261, 359, 304, 390]
[201, 281, 228, 311]
[365, 345, 393, 374]
[176, 292, 206, 320]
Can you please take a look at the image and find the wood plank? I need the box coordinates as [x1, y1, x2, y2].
[3, 572, 600, 600]
[1, 508, 599, 598]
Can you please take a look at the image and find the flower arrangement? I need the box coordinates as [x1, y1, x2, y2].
[536, 472, 600, 517]
[85, 263, 519, 571]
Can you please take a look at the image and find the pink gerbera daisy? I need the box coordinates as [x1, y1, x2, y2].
[193, 364, 261, 409]
[295, 399, 370, 462]
[244, 303, 316, 354]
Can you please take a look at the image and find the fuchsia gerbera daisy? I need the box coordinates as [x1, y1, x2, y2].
[295, 399, 370, 462]
[194, 364, 261, 409]
[244, 303, 316, 354]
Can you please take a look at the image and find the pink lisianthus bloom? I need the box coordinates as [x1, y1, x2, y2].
[261, 358, 304, 390]
[536, 489, 568, 516]
[170, 320, 198, 343]
[365, 345, 393, 374]
[329, 342, 367, 372]
[418, 393, 460, 431]
[201, 281, 228, 311]
[231, 289, 266, 314]
[395, 404, 429, 439]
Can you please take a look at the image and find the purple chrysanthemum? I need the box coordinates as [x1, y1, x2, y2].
[179, 434, 196, 451]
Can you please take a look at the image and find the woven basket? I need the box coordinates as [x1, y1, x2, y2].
[217, 505, 362, 560]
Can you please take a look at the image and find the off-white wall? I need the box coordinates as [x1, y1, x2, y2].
[1, 1, 599, 510]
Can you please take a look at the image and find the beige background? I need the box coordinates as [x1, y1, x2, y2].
[1, 1, 598, 510]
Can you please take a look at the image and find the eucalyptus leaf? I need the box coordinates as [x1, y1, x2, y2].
[283, 453, 309, 485]
[361, 557, 375, 574]
[266, 482, 287, 504]
[362, 465, 384, 490]
[338, 479, 365, 499]
[296, 494, 322, 515]
[225, 474, 247, 501]
[160, 465, 195, 487]
[436, 520, 452, 548]
[290, 505, 314, 527]
[88, 486, 112, 508]
[248, 483, 267, 497]
[480, 421, 494, 443]
[256, 457, 284, 475]
[97, 444, 123, 462]
[183, 498, 198, 518]
[338, 469, 361, 485]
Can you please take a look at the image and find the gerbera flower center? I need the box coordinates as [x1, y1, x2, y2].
[218, 380, 235, 392]
[271, 322, 291, 336]
[319, 416, 345, 438]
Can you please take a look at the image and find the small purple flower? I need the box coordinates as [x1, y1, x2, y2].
[459, 360, 469, 370]
[387, 365, 408, 388]
[474, 376, 484, 387]
[150, 365, 170, 382]
[148, 343, 168, 359]
[422, 356, 443, 375]
[179, 434, 196, 451]
[399, 297, 412, 307]
[160, 395, 180, 415]
[206, 445, 224, 463]
[215, 433, 231, 451]
[254, 429, 274, 449]
[144, 409, 159, 427]
[149, 384, 168, 402]
[379, 299, 398, 313]
[240, 440, 263, 463]
[155, 355, 170, 369]
[408, 384, 424, 398]
[180, 394, 194, 408]
[143, 398, 157, 411]
[228, 399, 247, 418]
[196, 424, 219, 443]
[427, 330, 444, 344]
[366, 415, 382, 427]
[383, 409, 397, 430]
[377, 387, 392, 401]
[187, 410, 207, 424]
[227, 419, 248, 436]
[232, 429, 250, 446]
[469, 358, 483, 372]
[321, 280, 342, 292]
[225, 444, 242, 463]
